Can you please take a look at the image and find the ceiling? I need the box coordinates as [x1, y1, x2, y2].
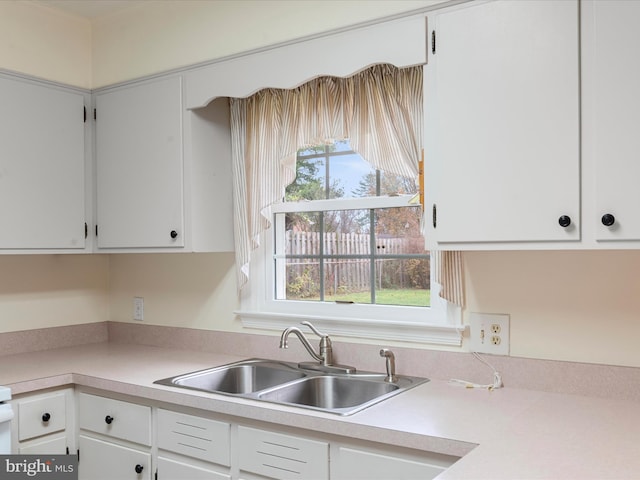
[33, 0, 145, 19]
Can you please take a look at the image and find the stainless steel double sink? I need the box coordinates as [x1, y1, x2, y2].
[154, 358, 429, 416]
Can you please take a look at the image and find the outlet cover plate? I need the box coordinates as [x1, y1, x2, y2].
[469, 313, 510, 355]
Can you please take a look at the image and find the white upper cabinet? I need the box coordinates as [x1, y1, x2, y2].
[424, 0, 580, 247]
[95, 76, 234, 252]
[0, 75, 86, 250]
[583, 0, 640, 242]
[95, 76, 184, 249]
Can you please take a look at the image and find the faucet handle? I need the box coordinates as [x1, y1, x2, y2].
[301, 321, 328, 339]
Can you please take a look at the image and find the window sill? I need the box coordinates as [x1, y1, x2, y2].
[237, 310, 465, 346]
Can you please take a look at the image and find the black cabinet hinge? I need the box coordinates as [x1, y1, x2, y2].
[155, 470, 158, 480]
[84, 222, 88, 239]
[432, 204, 437, 229]
[432, 30, 436, 54]
[83, 106, 87, 123]
[95, 224, 98, 237]
[77, 449, 80, 462]
[66, 446, 69, 455]
[94, 108, 97, 121]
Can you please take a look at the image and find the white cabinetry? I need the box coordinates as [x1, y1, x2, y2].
[424, 0, 580, 247]
[0, 74, 86, 250]
[156, 409, 231, 479]
[94, 77, 233, 252]
[237, 426, 328, 480]
[77, 393, 151, 480]
[584, 0, 640, 242]
[95, 76, 184, 249]
[11, 389, 73, 455]
[331, 442, 456, 480]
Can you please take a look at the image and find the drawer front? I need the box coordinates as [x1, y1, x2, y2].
[157, 409, 230, 466]
[238, 426, 328, 480]
[18, 392, 66, 441]
[78, 393, 151, 446]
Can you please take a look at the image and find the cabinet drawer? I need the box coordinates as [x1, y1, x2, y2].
[78, 393, 151, 446]
[18, 391, 66, 441]
[157, 409, 230, 466]
[238, 426, 328, 480]
[19, 434, 67, 455]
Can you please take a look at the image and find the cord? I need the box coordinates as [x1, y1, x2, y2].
[449, 352, 503, 391]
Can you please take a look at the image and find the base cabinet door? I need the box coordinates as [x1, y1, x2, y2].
[332, 445, 455, 480]
[157, 456, 230, 480]
[78, 435, 151, 480]
[237, 426, 328, 480]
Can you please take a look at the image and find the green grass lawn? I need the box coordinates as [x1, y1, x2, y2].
[323, 288, 430, 307]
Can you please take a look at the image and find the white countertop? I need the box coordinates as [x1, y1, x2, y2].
[1, 342, 638, 479]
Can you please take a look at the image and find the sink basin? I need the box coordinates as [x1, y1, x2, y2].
[258, 376, 398, 413]
[154, 358, 428, 415]
[154, 359, 306, 394]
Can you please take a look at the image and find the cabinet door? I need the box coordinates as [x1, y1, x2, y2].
[19, 434, 67, 455]
[95, 76, 184, 248]
[333, 446, 449, 480]
[587, 1, 640, 240]
[425, 0, 580, 245]
[0, 75, 85, 249]
[157, 456, 230, 480]
[78, 435, 151, 480]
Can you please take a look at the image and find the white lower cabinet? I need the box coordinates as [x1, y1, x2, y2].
[72, 390, 457, 480]
[157, 456, 229, 480]
[331, 443, 457, 480]
[237, 426, 328, 480]
[11, 388, 73, 455]
[77, 393, 152, 480]
[156, 409, 231, 480]
[79, 435, 151, 480]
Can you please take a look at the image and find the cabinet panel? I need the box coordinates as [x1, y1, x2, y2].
[238, 426, 328, 480]
[78, 393, 151, 446]
[19, 434, 67, 455]
[333, 446, 448, 480]
[18, 391, 66, 441]
[589, 1, 640, 240]
[95, 76, 184, 248]
[425, 0, 579, 245]
[157, 456, 230, 480]
[0, 75, 85, 249]
[157, 409, 230, 465]
[78, 435, 151, 480]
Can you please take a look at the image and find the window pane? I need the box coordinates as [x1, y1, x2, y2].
[283, 257, 321, 301]
[323, 258, 372, 304]
[374, 257, 430, 307]
[374, 207, 424, 252]
[330, 153, 376, 198]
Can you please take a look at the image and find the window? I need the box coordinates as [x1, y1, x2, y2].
[273, 141, 430, 308]
[239, 141, 462, 346]
[231, 65, 463, 345]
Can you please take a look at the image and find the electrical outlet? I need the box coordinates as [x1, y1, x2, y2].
[469, 313, 510, 355]
[133, 296, 144, 321]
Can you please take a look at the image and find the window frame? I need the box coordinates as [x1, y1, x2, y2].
[237, 194, 463, 346]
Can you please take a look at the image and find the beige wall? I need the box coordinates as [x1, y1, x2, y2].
[0, 255, 109, 334]
[0, 2, 91, 88]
